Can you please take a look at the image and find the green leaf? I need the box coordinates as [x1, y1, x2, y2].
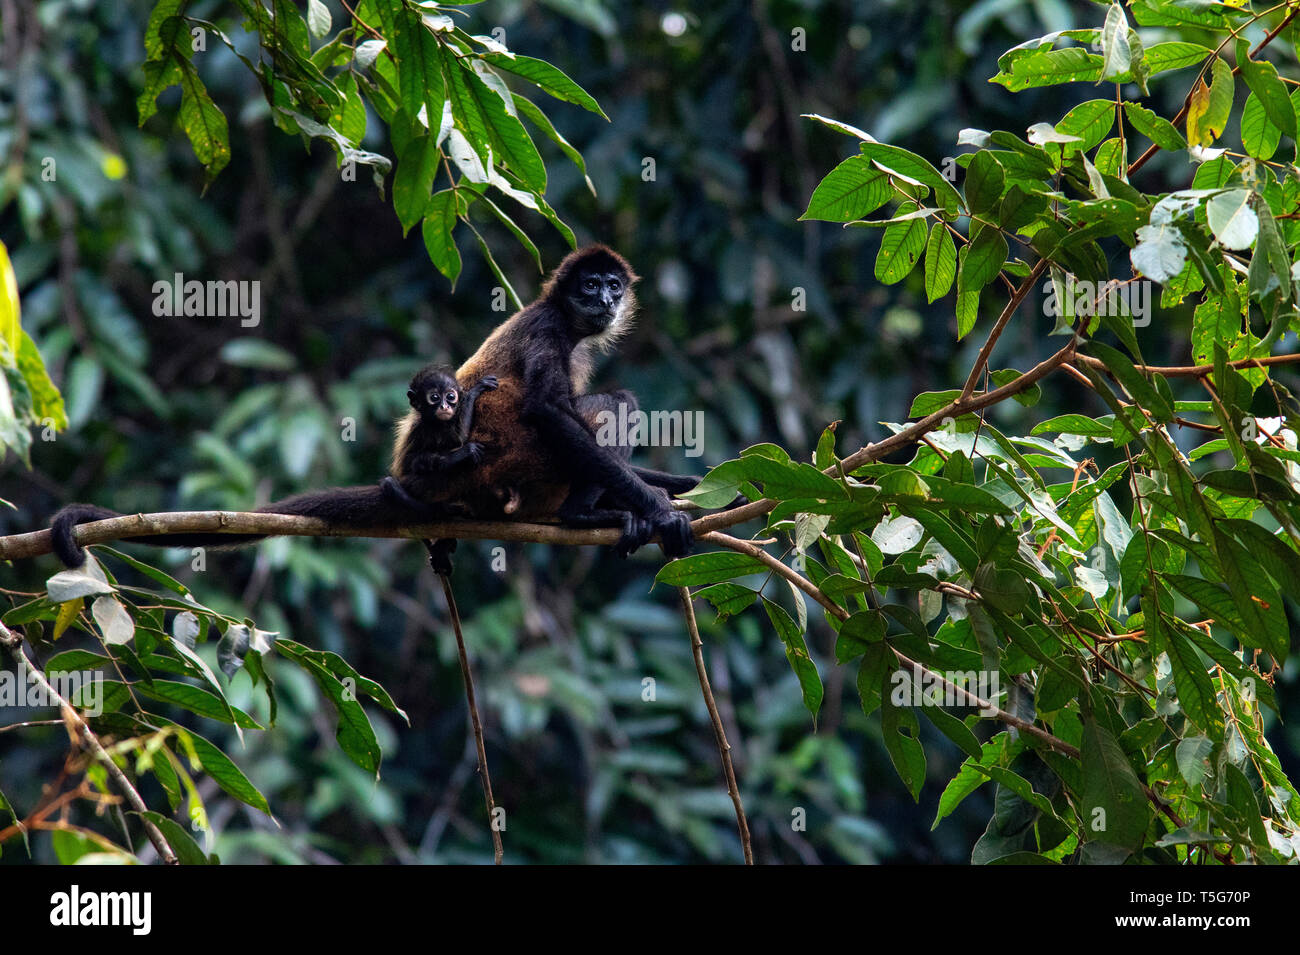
[859, 142, 963, 216]
[800, 155, 892, 222]
[1255, 198, 1290, 302]
[16, 331, 67, 431]
[1141, 41, 1213, 75]
[445, 56, 546, 192]
[964, 151, 1005, 215]
[1081, 715, 1147, 850]
[1147, 605, 1222, 738]
[393, 135, 438, 235]
[875, 212, 928, 285]
[514, 94, 594, 194]
[1087, 341, 1173, 422]
[655, 551, 767, 587]
[175, 60, 230, 184]
[293, 654, 383, 772]
[992, 47, 1103, 91]
[421, 190, 463, 285]
[956, 287, 980, 339]
[958, 227, 1007, 293]
[1054, 99, 1113, 154]
[880, 673, 926, 801]
[136, 810, 212, 864]
[1122, 102, 1186, 152]
[1240, 92, 1281, 160]
[134, 680, 262, 728]
[1236, 40, 1295, 137]
[1031, 414, 1111, 438]
[763, 597, 822, 721]
[896, 504, 978, 575]
[480, 52, 606, 119]
[695, 583, 758, 619]
[373, 0, 446, 134]
[169, 723, 270, 813]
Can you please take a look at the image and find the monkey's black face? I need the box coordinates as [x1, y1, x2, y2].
[408, 372, 461, 422]
[428, 388, 459, 421]
[567, 269, 626, 334]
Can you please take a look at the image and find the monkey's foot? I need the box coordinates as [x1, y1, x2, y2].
[651, 509, 694, 559]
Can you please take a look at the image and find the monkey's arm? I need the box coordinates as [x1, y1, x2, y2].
[456, 375, 499, 445]
[521, 354, 692, 557]
[409, 445, 484, 474]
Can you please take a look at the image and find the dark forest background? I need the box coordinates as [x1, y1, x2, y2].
[2, 0, 1296, 863]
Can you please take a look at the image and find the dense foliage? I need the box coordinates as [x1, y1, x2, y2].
[2, 0, 1299, 864]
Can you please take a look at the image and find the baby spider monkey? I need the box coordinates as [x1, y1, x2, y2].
[381, 364, 517, 574]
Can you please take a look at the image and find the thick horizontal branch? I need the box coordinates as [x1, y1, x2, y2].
[0, 510, 698, 561]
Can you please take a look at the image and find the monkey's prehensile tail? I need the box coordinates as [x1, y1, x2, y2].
[50, 486, 401, 568]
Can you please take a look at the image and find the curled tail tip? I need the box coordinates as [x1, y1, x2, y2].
[49, 504, 124, 568]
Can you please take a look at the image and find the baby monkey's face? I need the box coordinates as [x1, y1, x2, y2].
[408, 371, 461, 422]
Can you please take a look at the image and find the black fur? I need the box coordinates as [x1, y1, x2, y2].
[50, 246, 699, 568]
[519, 249, 694, 557]
[381, 364, 498, 574]
[383, 365, 497, 512]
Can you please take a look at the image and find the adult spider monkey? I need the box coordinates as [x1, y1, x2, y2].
[49, 245, 697, 567]
[423, 243, 695, 558]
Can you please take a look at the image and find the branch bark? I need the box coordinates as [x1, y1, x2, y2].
[677, 587, 753, 864]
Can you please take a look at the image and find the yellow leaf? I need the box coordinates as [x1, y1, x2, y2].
[1187, 76, 1212, 147]
[54, 597, 84, 640]
[0, 240, 18, 356]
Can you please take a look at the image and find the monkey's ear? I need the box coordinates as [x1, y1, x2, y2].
[407, 390, 416, 403]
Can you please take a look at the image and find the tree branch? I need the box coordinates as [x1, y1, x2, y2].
[0, 511, 666, 561]
[677, 587, 753, 864]
[0, 622, 178, 865]
[1074, 351, 1300, 378]
[960, 259, 1049, 401]
[691, 335, 1081, 537]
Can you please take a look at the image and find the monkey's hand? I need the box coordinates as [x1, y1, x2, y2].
[474, 375, 500, 393]
[651, 507, 694, 559]
[464, 442, 486, 466]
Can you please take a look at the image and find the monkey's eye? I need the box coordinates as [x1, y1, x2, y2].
[426, 391, 440, 404]
[446, 392, 458, 404]
[608, 279, 621, 293]
[583, 278, 598, 291]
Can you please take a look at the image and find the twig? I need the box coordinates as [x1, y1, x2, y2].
[0, 622, 178, 865]
[1075, 351, 1300, 378]
[693, 335, 1081, 537]
[960, 260, 1050, 401]
[1128, 5, 1300, 178]
[677, 588, 753, 864]
[433, 558, 503, 865]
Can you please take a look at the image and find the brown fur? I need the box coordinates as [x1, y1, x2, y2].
[393, 245, 638, 521]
